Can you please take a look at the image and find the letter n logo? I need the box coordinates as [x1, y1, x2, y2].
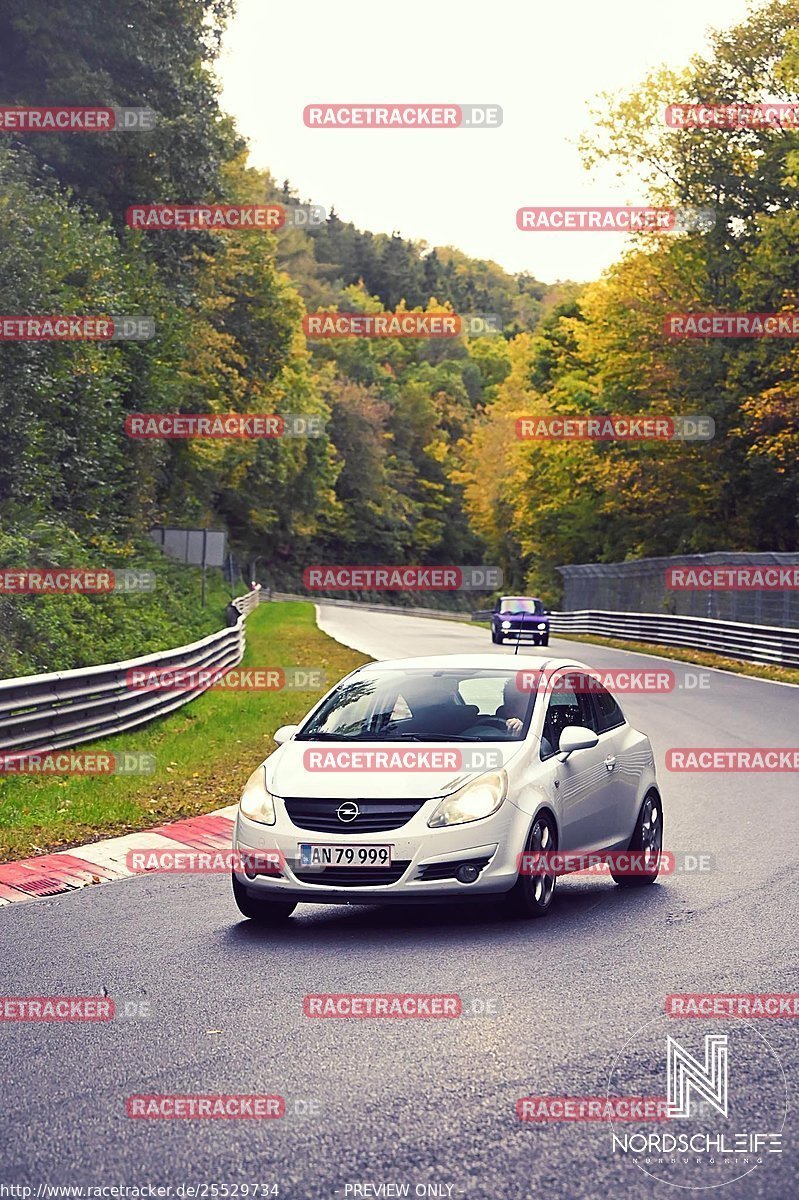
[667, 1034, 728, 1118]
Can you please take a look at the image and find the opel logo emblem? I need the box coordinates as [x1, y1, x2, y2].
[336, 801, 360, 823]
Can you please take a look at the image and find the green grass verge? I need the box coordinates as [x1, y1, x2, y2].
[460, 619, 798, 684]
[0, 602, 370, 862]
[0, 534, 238, 679]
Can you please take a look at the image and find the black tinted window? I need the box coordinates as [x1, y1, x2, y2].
[540, 684, 595, 759]
[590, 685, 625, 733]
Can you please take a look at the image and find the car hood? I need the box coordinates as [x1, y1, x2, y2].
[265, 739, 526, 799]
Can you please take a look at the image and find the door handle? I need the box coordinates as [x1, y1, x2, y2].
[604, 756, 616, 772]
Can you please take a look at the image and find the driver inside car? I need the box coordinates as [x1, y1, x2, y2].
[495, 678, 528, 733]
[399, 679, 480, 737]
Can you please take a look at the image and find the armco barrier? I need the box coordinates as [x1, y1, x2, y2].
[0, 589, 260, 759]
[544, 609, 799, 669]
[292, 593, 799, 668]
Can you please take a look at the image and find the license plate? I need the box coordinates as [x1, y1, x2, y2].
[298, 843, 393, 868]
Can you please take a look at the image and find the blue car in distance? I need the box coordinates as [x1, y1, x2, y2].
[490, 595, 550, 646]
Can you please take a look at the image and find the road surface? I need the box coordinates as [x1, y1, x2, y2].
[1, 607, 797, 1199]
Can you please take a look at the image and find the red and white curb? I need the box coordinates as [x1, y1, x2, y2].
[0, 805, 237, 906]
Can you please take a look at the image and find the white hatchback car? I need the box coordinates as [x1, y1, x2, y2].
[231, 654, 663, 923]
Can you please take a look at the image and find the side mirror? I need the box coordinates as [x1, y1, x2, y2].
[557, 725, 599, 761]
[273, 724, 300, 746]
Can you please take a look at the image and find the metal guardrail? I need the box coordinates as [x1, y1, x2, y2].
[271, 592, 799, 668]
[0, 589, 261, 759]
[545, 609, 799, 669]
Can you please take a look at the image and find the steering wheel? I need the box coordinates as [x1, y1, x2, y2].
[476, 717, 511, 730]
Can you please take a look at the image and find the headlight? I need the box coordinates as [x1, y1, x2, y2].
[428, 771, 508, 828]
[239, 765, 276, 825]
[538, 623, 547, 631]
[501, 620, 511, 630]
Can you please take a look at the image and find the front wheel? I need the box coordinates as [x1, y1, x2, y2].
[506, 813, 558, 918]
[232, 873, 297, 922]
[612, 792, 663, 887]
[491, 627, 503, 644]
[541, 632, 550, 646]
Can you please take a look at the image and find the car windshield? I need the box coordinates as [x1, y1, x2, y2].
[499, 597, 544, 614]
[296, 668, 537, 742]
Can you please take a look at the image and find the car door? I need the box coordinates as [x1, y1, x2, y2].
[540, 680, 617, 853]
[587, 683, 642, 846]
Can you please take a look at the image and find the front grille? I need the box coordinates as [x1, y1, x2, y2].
[292, 861, 410, 887]
[416, 855, 492, 882]
[282, 796, 426, 833]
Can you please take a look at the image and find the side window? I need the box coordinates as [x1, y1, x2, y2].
[540, 685, 595, 759]
[590, 685, 625, 734]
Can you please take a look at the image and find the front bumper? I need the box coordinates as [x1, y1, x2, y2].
[497, 623, 549, 637]
[232, 797, 531, 905]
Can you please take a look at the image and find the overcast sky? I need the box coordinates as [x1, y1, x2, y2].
[216, 0, 755, 284]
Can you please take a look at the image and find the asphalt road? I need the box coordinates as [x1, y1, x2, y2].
[1, 607, 797, 1199]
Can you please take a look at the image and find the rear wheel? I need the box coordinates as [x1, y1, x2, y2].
[612, 792, 663, 887]
[506, 813, 558, 918]
[232, 873, 297, 922]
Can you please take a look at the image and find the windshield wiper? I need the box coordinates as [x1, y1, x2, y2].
[368, 730, 422, 741]
[295, 731, 358, 741]
[370, 729, 493, 742]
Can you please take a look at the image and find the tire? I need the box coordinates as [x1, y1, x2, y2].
[611, 791, 663, 887]
[232, 873, 297, 922]
[506, 812, 558, 918]
[541, 632, 550, 646]
[491, 628, 503, 644]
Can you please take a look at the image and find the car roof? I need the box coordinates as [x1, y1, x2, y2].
[352, 653, 587, 673]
